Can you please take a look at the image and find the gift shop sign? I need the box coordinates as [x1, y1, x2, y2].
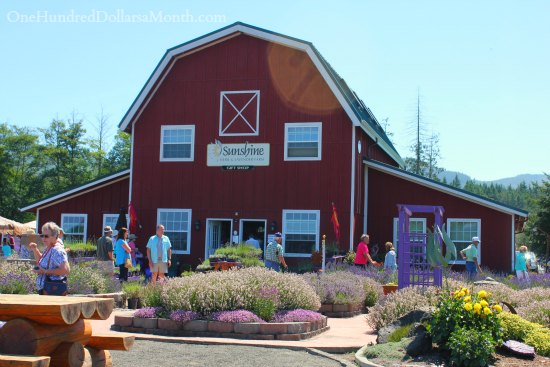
[207, 142, 270, 166]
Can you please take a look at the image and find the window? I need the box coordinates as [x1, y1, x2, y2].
[282, 210, 320, 257]
[284, 123, 322, 160]
[160, 125, 195, 161]
[61, 214, 87, 243]
[157, 209, 192, 254]
[102, 214, 129, 232]
[447, 219, 481, 264]
[392, 218, 427, 252]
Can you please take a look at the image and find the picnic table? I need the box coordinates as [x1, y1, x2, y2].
[0, 294, 134, 367]
[212, 261, 240, 271]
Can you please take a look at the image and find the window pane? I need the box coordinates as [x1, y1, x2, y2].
[166, 231, 188, 252]
[287, 143, 318, 158]
[163, 143, 191, 159]
[285, 234, 316, 254]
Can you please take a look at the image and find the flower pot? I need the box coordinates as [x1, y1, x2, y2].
[383, 284, 398, 295]
[127, 298, 139, 309]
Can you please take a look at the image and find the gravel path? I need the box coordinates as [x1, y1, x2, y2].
[110, 340, 348, 367]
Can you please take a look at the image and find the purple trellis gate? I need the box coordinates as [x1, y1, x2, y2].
[397, 204, 444, 289]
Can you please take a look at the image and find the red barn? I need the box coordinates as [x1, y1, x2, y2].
[22, 23, 527, 272]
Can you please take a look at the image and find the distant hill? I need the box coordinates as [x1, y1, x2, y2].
[438, 171, 546, 188]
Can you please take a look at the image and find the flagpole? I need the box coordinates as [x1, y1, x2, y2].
[322, 234, 326, 272]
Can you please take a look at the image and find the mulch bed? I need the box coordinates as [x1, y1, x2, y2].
[368, 347, 550, 366]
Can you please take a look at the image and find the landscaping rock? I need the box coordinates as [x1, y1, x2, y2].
[502, 340, 536, 359]
[405, 323, 432, 357]
[377, 307, 434, 344]
[474, 277, 501, 286]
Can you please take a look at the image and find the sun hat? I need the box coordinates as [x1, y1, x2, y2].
[274, 232, 282, 238]
[104, 226, 112, 233]
[112, 229, 119, 237]
[472, 236, 481, 243]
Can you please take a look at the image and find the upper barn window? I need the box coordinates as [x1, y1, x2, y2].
[160, 125, 195, 162]
[284, 123, 322, 161]
[219, 90, 260, 136]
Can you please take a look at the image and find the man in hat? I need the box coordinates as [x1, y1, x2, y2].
[97, 226, 114, 276]
[264, 232, 287, 272]
[460, 236, 482, 279]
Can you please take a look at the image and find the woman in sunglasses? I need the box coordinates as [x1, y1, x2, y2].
[29, 221, 70, 295]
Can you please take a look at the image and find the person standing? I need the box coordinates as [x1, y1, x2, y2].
[460, 236, 482, 279]
[114, 227, 131, 282]
[515, 245, 530, 282]
[2, 238, 12, 257]
[383, 242, 397, 272]
[128, 234, 137, 267]
[354, 234, 378, 269]
[146, 224, 172, 284]
[245, 234, 260, 249]
[264, 232, 287, 271]
[29, 222, 70, 295]
[96, 226, 114, 276]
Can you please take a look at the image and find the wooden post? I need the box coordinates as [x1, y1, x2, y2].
[85, 348, 112, 367]
[86, 334, 134, 351]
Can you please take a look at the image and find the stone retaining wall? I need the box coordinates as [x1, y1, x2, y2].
[112, 315, 329, 341]
[319, 303, 363, 318]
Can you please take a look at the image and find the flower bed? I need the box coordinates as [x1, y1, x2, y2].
[112, 310, 328, 341]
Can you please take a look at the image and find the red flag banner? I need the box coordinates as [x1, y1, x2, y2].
[331, 202, 340, 243]
[129, 201, 139, 233]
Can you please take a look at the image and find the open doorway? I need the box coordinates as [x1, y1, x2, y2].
[240, 219, 266, 253]
[205, 219, 232, 258]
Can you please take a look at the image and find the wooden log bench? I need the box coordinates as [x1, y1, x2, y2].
[0, 355, 50, 367]
[0, 295, 131, 367]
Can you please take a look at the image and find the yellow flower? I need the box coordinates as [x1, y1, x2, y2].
[492, 304, 503, 313]
[464, 296, 472, 303]
[480, 300, 488, 307]
[456, 291, 465, 298]
[462, 287, 470, 295]
[478, 290, 488, 299]
[474, 303, 482, 312]
[483, 307, 492, 315]
[464, 302, 473, 311]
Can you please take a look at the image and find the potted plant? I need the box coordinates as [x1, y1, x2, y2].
[123, 281, 142, 309]
[382, 282, 398, 295]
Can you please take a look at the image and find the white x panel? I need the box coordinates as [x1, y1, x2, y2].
[219, 90, 260, 136]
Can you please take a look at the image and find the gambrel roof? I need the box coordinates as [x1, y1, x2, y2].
[118, 22, 404, 166]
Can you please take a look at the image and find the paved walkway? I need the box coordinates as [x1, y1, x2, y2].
[91, 310, 377, 353]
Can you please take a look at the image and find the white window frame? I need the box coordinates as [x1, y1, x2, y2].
[282, 209, 320, 257]
[284, 122, 322, 161]
[160, 125, 195, 162]
[102, 214, 129, 233]
[61, 213, 88, 243]
[157, 208, 192, 255]
[219, 90, 260, 136]
[447, 218, 481, 265]
[392, 218, 427, 253]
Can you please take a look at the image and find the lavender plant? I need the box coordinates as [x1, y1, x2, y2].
[0, 262, 36, 294]
[210, 310, 264, 323]
[169, 310, 201, 323]
[272, 309, 324, 323]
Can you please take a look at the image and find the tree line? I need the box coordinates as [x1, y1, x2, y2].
[0, 116, 130, 223]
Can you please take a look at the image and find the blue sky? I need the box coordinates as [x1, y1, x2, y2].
[1, 1, 548, 181]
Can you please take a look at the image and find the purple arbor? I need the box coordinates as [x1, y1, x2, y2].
[397, 204, 444, 289]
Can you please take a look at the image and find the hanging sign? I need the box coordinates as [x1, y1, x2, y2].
[207, 141, 270, 166]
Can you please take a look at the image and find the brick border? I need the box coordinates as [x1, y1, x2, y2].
[319, 303, 364, 318]
[112, 315, 329, 341]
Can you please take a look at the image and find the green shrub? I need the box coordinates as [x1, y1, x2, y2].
[363, 277, 383, 307]
[141, 283, 163, 307]
[65, 242, 96, 257]
[122, 281, 142, 299]
[343, 251, 355, 265]
[498, 312, 550, 356]
[447, 327, 495, 367]
[387, 324, 413, 343]
[363, 338, 411, 360]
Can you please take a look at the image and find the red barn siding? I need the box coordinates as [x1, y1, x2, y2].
[130, 35, 357, 265]
[37, 177, 129, 242]
[367, 169, 513, 272]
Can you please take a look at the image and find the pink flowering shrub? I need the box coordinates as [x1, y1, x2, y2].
[272, 309, 324, 323]
[160, 267, 320, 316]
[367, 286, 440, 330]
[134, 307, 163, 318]
[210, 310, 265, 323]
